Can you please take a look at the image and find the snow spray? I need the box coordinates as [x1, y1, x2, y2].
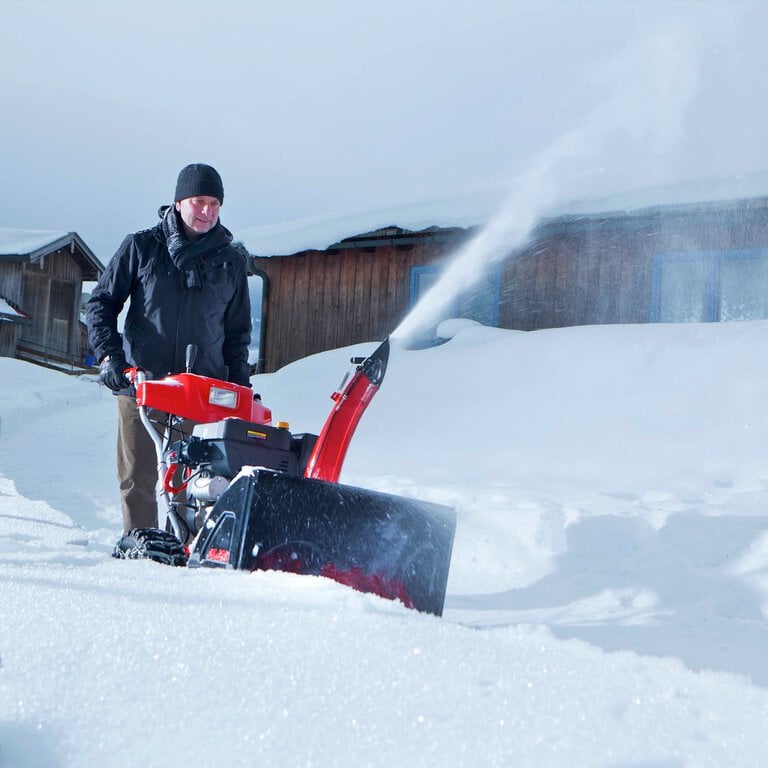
[391, 28, 699, 347]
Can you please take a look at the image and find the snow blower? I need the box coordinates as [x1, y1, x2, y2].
[112, 339, 456, 616]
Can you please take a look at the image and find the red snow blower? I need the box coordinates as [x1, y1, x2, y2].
[112, 339, 456, 616]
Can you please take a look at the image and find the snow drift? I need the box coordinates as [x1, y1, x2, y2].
[1, 319, 768, 767]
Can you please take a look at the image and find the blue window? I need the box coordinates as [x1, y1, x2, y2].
[409, 264, 501, 326]
[651, 249, 768, 322]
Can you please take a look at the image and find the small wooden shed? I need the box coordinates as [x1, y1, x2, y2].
[0, 229, 104, 371]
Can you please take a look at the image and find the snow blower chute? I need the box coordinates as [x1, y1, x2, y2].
[113, 339, 456, 616]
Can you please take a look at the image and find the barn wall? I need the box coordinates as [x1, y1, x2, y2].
[253, 240, 454, 372]
[499, 198, 768, 330]
[0, 321, 19, 356]
[0, 262, 25, 305]
[19, 248, 84, 357]
[0, 263, 27, 358]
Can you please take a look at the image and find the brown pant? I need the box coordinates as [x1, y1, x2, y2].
[116, 395, 195, 532]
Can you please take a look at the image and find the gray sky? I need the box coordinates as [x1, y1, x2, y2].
[1, 0, 767, 261]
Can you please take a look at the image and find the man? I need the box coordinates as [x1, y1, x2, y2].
[86, 163, 251, 533]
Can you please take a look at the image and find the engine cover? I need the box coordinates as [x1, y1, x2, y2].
[186, 419, 300, 477]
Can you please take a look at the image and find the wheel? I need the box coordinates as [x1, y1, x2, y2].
[112, 527, 188, 567]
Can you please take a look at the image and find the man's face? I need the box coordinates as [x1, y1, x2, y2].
[175, 196, 221, 238]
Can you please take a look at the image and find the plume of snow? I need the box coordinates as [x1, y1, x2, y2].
[393, 27, 699, 344]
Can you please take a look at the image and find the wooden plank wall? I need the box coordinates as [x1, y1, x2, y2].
[253, 241, 451, 372]
[0, 262, 25, 305]
[19, 249, 84, 356]
[0, 262, 27, 357]
[499, 199, 768, 330]
[0, 321, 18, 356]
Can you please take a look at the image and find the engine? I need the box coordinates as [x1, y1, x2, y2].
[168, 418, 318, 504]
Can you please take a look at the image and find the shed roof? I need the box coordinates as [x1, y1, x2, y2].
[0, 228, 103, 279]
[0, 295, 31, 325]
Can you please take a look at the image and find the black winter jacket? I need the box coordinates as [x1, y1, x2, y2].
[86, 207, 251, 391]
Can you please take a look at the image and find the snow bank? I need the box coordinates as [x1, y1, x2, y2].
[2, 320, 768, 766]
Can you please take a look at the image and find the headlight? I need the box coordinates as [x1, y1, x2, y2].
[209, 386, 238, 409]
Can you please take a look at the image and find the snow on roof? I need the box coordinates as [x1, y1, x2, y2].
[0, 298, 16, 314]
[0, 297, 30, 320]
[236, 187, 504, 257]
[236, 173, 768, 257]
[557, 172, 768, 218]
[0, 227, 72, 256]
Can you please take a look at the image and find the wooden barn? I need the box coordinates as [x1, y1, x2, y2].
[0, 229, 103, 372]
[245, 194, 768, 373]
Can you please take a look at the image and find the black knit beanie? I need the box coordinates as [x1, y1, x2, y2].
[174, 163, 224, 203]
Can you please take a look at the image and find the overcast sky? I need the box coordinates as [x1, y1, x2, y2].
[2, 0, 766, 261]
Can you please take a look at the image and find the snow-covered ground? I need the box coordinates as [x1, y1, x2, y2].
[2, 319, 768, 767]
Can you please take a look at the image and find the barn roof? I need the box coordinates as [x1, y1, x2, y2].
[538, 193, 768, 237]
[236, 189, 497, 257]
[0, 228, 104, 279]
[330, 224, 472, 250]
[237, 172, 768, 258]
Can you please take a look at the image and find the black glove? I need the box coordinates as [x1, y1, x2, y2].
[99, 354, 129, 392]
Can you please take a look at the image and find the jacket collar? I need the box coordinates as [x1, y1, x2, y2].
[158, 205, 232, 268]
